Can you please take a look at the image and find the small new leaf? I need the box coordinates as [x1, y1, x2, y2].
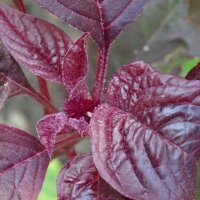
[62, 33, 89, 91]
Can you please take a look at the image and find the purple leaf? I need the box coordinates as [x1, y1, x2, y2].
[57, 153, 129, 200]
[36, 0, 149, 49]
[0, 40, 32, 96]
[37, 112, 89, 156]
[36, 112, 70, 156]
[0, 124, 49, 200]
[64, 79, 94, 119]
[0, 3, 72, 83]
[0, 39, 37, 111]
[90, 62, 200, 199]
[107, 61, 156, 110]
[62, 33, 89, 91]
[185, 62, 200, 80]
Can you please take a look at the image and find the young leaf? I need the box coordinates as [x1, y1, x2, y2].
[90, 62, 200, 199]
[0, 124, 50, 200]
[64, 79, 94, 119]
[62, 33, 89, 91]
[36, 0, 149, 49]
[56, 153, 129, 200]
[36, 112, 70, 156]
[37, 112, 89, 156]
[185, 62, 200, 80]
[0, 3, 72, 83]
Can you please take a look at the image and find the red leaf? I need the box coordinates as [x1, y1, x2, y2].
[0, 3, 72, 83]
[186, 62, 200, 80]
[0, 124, 49, 200]
[37, 112, 89, 156]
[36, 112, 70, 156]
[0, 40, 32, 96]
[64, 79, 95, 121]
[62, 33, 89, 91]
[0, 39, 37, 111]
[36, 0, 149, 49]
[56, 153, 129, 200]
[90, 62, 200, 199]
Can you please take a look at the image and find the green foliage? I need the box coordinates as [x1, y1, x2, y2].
[38, 159, 62, 200]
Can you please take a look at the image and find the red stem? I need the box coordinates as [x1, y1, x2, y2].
[37, 77, 52, 114]
[13, 0, 52, 114]
[13, 0, 27, 13]
[92, 48, 109, 104]
[26, 88, 57, 114]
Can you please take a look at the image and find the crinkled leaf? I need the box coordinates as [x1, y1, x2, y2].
[64, 79, 94, 120]
[0, 124, 49, 200]
[36, 0, 149, 49]
[0, 3, 72, 83]
[37, 112, 89, 156]
[36, 112, 70, 156]
[186, 62, 200, 80]
[62, 33, 89, 91]
[57, 153, 129, 200]
[90, 62, 200, 199]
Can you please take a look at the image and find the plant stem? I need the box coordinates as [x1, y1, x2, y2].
[25, 88, 57, 114]
[37, 77, 52, 114]
[92, 48, 109, 104]
[52, 134, 82, 159]
[13, 0, 27, 13]
[13, 0, 53, 114]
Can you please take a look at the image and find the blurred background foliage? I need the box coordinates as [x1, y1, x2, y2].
[0, 0, 200, 199]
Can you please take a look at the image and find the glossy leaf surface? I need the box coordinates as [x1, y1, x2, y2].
[90, 62, 200, 199]
[36, 0, 149, 49]
[0, 124, 49, 200]
[57, 153, 129, 200]
[0, 3, 72, 83]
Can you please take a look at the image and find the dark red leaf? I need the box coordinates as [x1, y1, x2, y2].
[0, 3, 72, 83]
[36, 112, 70, 156]
[0, 39, 37, 111]
[64, 79, 95, 120]
[185, 62, 200, 80]
[0, 40, 32, 96]
[56, 153, 129, 200]
[107, 61, 156, 110]
[37, 112, 89, 156]
[90, 62, 200, 199]
[62, 33, 89, 91]
[36, 0, 149, 49]
[0, 124, 49, 200]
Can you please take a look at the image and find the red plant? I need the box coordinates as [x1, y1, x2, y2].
[0, 1, 200, 199]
